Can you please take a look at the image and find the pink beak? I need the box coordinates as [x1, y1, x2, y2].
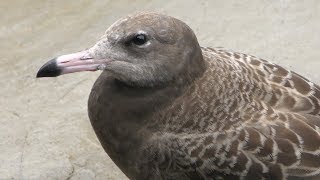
[36, 50, 106, 78]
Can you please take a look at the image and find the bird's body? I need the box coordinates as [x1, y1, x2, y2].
[37, 12, 320, 179]
[88, 47, 320, 180]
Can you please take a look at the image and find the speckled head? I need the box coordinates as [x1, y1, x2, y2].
[37, 12, 205, 87]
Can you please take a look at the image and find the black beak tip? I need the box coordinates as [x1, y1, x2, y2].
[36, 58, 62, 78]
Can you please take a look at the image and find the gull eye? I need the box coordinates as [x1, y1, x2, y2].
[132, 34, 147, 46]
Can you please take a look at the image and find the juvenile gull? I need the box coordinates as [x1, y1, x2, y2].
[37, 12, 320, 180]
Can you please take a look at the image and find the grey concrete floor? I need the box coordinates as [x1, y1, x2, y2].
[1, 0, 319, 179]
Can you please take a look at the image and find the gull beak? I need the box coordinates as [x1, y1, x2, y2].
[36, 50, 106, 78]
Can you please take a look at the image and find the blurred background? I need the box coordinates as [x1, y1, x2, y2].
[0, 0, 319, 179]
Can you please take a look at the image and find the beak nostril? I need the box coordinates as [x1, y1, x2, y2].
[80, 57, 93, 60]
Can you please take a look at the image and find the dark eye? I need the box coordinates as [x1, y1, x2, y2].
[132, 34, 147, 46]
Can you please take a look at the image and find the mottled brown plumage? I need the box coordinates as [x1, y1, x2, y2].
[37, 12, 320, 180]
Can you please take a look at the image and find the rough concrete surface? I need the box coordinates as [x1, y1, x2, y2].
[1, 0, 319, 179]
